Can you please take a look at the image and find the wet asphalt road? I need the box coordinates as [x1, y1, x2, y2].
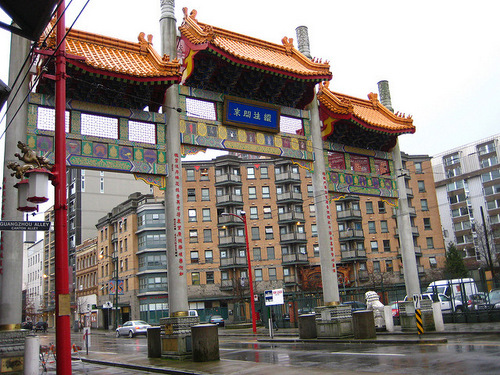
[36, 330, 500, 374]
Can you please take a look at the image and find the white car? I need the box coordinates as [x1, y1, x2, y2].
[404, 293, 453, 313]
[115, 320, 151, 338]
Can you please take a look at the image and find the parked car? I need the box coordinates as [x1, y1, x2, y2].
[486, 289, 500, 309]
[467, 293, 488, 310]
[425, 278, 478, 308]
[209, 315, 225, 327]
[21, 321, 33, 330]
[115, 320, 151, 338]
[341, 301, 367, 311]
[298, 307, 315, 315]
[404, 293, 453, 313]
[34, 321, 48, 332]
[389, 301, 405, 325]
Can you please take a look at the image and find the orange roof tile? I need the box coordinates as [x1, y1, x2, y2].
[41, 26, 181, 81]
[317, 82, 415, 134]
[179, 8, 331, 80]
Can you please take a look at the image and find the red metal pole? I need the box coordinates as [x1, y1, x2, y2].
[54, 1, 72, 373]
[241, 212, 257, 334]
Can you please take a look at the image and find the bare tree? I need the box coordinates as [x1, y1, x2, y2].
[474, 224, 498, 272]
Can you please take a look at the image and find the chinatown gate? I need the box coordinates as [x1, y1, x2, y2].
[2, 1, 417, 360]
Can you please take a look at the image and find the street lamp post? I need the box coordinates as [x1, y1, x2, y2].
[100, 251, 119, 329]
[221, 211, 257, 334]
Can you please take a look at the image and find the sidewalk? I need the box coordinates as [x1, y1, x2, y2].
[65, 322, 500, 375]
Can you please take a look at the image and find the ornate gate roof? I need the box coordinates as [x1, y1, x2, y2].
[178, 8, 332, 109]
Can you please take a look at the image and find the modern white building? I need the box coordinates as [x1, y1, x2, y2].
[432, 134, 500, 269]
[25, 239, 45, 320]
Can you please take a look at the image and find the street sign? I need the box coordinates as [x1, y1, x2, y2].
[264, 288, 284, 306]
[0, 220, 51, 231]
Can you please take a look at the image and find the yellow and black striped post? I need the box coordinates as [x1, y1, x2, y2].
[415, 308, 424, 335]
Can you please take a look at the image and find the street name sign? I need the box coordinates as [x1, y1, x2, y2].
[0, 221, 51, 231]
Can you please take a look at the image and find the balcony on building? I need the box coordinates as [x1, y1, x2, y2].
[341, 249, 367, 262]
[358, 270, 369, 281]
[336, 194, 360, 202]
[220, 255, 248, 269]
[418, 265, 425, 275]
[337, 208, 362, 221]
[215, 193, 244, 206]
[284, 274, 299, 286]
[397, 246, 422, 258]
[282, 252, 309, 265]
[392, 206, 416, 218]
[278, 211, 305, 224]
[406, 187, 414, 198]
[218, 214, 246, 227]
[338, 229, 364, 242]
[400, 266, 425, 277]
[275, 170, 301, 184]
[394, 227, 420, 237]
[276, 191, 303, 203]
[215, 173, 242, 186]
[137, 283, 168, 297]
[111, 232, 118, 243]
[218, 235, 246, 247]
[279, 232, 307, 244]
[220, 279, 235, 291]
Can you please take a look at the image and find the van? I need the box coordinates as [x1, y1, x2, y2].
[425, 278, 478, 311]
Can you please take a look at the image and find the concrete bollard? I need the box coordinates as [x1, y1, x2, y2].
[352, 310, 376, 339]
[191, 324, 219, 362]
[384, 305, 394, 332]
[24, 334, 40, 375]
[298, 313, 317, 339]
[147, 326, 162, 358]
[432, 302, 445, 331]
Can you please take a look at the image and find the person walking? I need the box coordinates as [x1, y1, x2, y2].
[271, 311, 278, 331]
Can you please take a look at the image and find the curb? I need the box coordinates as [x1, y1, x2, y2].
[258, 337, 448, 345]
[74, 357, 207, 375]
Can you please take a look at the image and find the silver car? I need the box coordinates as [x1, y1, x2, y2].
[115, 320, 151, 338]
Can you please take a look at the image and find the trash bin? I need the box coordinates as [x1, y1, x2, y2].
[147, 326, 162, 358]
[73, 320, 80, 333]
[191, 324, 219, 362]
[352, 310, 376, 339]
[298, 313, 317, 339]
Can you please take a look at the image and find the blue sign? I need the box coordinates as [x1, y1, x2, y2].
[224, 96, 280, 133]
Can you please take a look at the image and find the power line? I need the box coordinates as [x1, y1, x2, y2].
[0, 0, 90, 142]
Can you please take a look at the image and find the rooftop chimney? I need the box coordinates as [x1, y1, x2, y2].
[295, 26, 312, 59]
[377, 80, 394, 113]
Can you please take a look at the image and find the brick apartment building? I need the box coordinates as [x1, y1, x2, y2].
[89, 153, 445, 325]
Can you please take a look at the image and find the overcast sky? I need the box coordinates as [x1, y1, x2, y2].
[1, 0, 499, 157]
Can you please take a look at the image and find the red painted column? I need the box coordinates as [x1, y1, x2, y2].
[54, 1, 72, 373]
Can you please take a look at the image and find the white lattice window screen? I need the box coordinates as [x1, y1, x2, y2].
[81, 113, 118, 139]
[280, 116, 303, 134]
[37, 107, 70, 132]
[185, 98, 217, 121]
[129, 121, 156, 144]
